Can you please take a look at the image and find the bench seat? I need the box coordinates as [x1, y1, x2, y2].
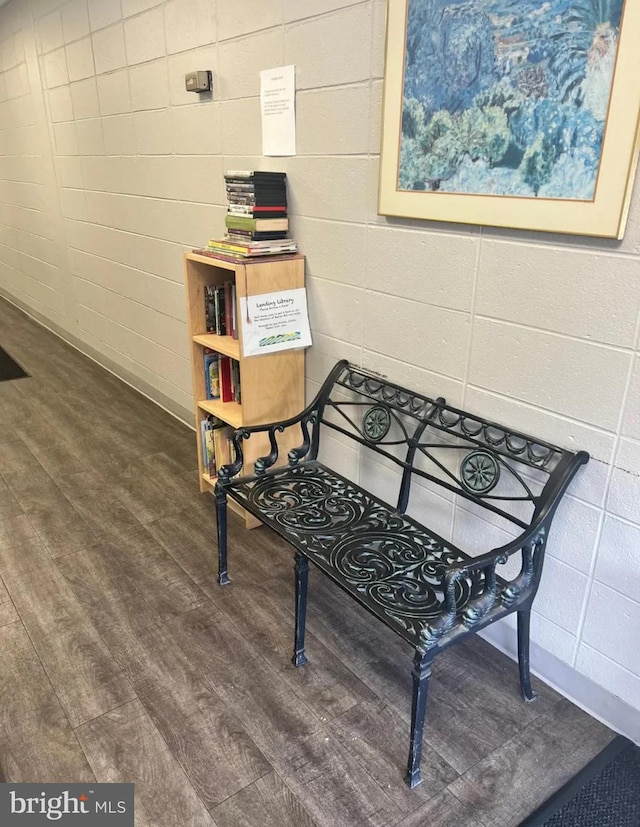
[227, 461, 500, 648]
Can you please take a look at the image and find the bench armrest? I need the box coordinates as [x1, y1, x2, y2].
[421, 529, 546, 648]
[421, 449, 589, 647]
[217, 360, 349, 483]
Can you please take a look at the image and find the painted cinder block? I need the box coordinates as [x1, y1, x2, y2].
[621, 356, 640, 441]
[66, 38, 95, 83]
[218, 0, 283, 41]
[606, 439, 640, 524]
[476, 240, 640, 348]
[218, 29, 283, 100]
[97, 68, 131, 116]
[54, 122, 79, 156]
[76, 118, 104, 155]
[124, 6, 166, 66]
[544, 496, 600, 575]
[534, 556, 590, 636]
[129, 58, 169, 111]
[285, 0, 362, 23]
[61, 0, 91, 45]
[48, 84, 74, 122]
[55, 156, 84, 188]
[363, 291, 470, 381]
[70, 78, 100, 119]
[122, 0, 164, 18]
[576, 644, 640, 710]
[87, 0, 121, 33]
[366, 225, 478, 313]
[171, 104, 221, 155]
[102, 114, 136, 155]
[164, 0, 216, 55]
[582, 583, 640, 674]
[297, 85, 370, 156]
[36, 10, 65, 55]
[369, 79, 383, 154]
[595, 515, 640, 604]
[220, 98, 262, 157]
[307, 276, 364, 346]
[284, 4, 372, 90]
[287, 157, 369, 223]
[133, 109, 172, 155]
[468, 318, 632, 431]
[294, 217, 366, 287]
[371, 0, 387, 79]
[361, 350, 465, 410]
[43, 47, 69, 89]
[92, 23, 127, 75]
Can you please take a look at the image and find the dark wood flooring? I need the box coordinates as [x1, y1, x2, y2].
[0, 297, 614, 826]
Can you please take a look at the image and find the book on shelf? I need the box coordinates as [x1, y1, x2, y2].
[200, 414, 224, 477]
[214, 285, 225, 336]
[219, 354, 232, 402]
[226, 230, 288, 242]
[204, 349, 220, 399]
[224, 281, 233, 339]
[193, 248, 299, 265]
[227, 206, 288, 218]
[225, 170, 287, 180]
[201, 415, 232, 478]
[213, 425, 235, 474]
[205, 282, 237, 338]
[204, 350, 241, 404]
[224, 215, 289, 232]
[225, 184, 286, 198]
[207, 238, 298, 257]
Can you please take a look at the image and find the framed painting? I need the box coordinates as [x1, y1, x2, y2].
[378, 0, 640, 238]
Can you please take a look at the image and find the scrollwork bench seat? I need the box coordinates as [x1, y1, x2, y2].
[214, 360, 589, 789]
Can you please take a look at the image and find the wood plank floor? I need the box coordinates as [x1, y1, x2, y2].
[0, 297, 615, 826]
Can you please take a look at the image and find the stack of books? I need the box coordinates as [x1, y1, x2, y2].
[200, 171, 297, 259]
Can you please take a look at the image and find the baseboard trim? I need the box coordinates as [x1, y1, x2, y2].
[481, 624, 640, 746]
[0, 291, 194, 428]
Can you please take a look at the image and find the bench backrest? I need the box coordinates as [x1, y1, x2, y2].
[315, 362, 580, 532]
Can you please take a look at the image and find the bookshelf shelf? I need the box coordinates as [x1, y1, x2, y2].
[192, 333, 240, 360]
[184, 251, 306, 529]
[198, 398, 243, 429]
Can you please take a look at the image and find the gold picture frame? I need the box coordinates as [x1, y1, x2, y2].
[378, 0, 640, 238]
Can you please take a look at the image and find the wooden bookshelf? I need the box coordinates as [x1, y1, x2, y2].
[184, 251, 306, 528]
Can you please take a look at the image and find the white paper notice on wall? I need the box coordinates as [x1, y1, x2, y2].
[240, 288, 312, 357]
[260, 65, 296, 156]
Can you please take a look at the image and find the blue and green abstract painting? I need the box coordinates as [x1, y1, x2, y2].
[399, 0, 625, 198]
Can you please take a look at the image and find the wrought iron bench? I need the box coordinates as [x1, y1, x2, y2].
[215, 360, 589, 788]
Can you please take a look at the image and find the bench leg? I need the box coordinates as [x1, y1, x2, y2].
[517, 608, 537, 701]
[215, 485, 230, 586]
[292, 552, 309, 667]
[405, 649, 433, 788]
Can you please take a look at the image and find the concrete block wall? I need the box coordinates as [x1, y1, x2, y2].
[0, 0, 639, 739]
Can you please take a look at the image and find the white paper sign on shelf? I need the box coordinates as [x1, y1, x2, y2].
[260, 65, 296, 156]
[241, 288, 312, 357]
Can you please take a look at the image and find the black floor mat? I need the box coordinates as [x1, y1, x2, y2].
[520, 736, 640, 826]
[0, 346, 28, 381]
